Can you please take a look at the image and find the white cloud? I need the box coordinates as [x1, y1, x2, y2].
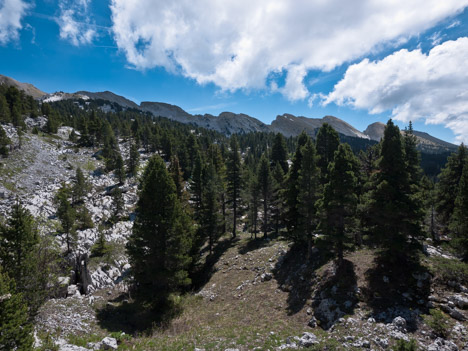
[0, 0, 30, 45]
[109, 0, 468, 101]
[324, 37, 468, 143]
[58, 0, 96, 46]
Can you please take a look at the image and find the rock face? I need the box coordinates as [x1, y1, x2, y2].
[270, 114, 369, 139]
[363, 121, 457, 154]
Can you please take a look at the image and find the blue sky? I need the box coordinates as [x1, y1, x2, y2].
[1, 1, 468, 143]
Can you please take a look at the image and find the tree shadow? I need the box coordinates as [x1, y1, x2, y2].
[272, 243, 332, 316]
[311, 259, 358, 330]
[237, 236, 273, 255]
[362, 253, 431, 331]
[190, 236, 238, 290]
[95, 295, 182, 335]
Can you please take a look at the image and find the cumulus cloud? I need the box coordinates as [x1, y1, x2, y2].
[109, 0, 468, 101]
[324, 37, 468, 143]
[58, 0, 96, 46]
[0, 0, 30, 45]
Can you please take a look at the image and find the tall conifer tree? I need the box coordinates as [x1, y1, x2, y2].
[127, 155, 193, 304]
[226, 136, 242, 238]
[319, 144, 358, 263]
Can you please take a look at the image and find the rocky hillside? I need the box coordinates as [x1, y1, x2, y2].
[1, 119, 467, 350]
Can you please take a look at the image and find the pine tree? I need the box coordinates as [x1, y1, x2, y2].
[0, 95, 11, 123]
[271, 162, 285, 236]
[449, 161, 468, 259]
[200, 163, 222, 255]
[226, 136, 242, 238]
[246, 169, 260, 239]
[272, 133, 289, 173]
[436, 144, 468, 229]
[0, 125, 11, 157]
[127, 155, 193, 304]
[54, 184, 76, 254]
[0, 201, 53, 315]
[258, 153, 272, 238]
[284, 131, 309, 241]
[115, 152, 126, 184]
[366, 120, 424, 260]
[319, 144, 358, 263]
[316, 123, 340, 184]
[190, 152, 204, 220]
[127, 141, 140, 177]
[72, 167, 87, 205]
[111, 187, 124, 222]
[0, 200, 38, 288]
[296, 139, 320, 256]
[169, 155, 185, 200]
[0, 267, 33, 351]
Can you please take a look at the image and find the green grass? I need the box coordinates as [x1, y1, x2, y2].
[428, 256, 468, 285]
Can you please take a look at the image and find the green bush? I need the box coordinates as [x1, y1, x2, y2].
[393, 339, 418, 351]
[430, 256, 468, 285]
[424, 309, 452, 338]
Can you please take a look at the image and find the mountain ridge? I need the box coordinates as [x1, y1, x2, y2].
[0, 74, 457, 154]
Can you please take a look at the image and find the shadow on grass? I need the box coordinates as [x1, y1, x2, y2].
[237, 235, 275, 255]
[191, 235, 238, 291]
[95, 295, 182, 335]
[272, 242, 333, 316]
[362, 252, 431, 331]
[311, 259, 358, 330]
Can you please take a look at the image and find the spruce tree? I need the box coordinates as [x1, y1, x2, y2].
[0, 267, 33, 351]
[296, 139, 320, 255]
[226, 136, 242, 238]
[319, 144, 358, 263]
[271, 133, 289, 173]
[127, 155, 193, 304]
[258, 153, 272, 238]
[449, 161, 468, 259]
[316, 123, 340, 184]
[367, 120, 424, 260]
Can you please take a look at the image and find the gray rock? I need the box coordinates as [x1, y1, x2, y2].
[374, 337, 389, 349]
[59, 345, 90, 351]
[67, 284, 80, 297]
[451, 295, 468, 309]
[100, 337, 118, 350]
[428, 337, 458, 351]
[392, 316, 407, 332]
[261, 273, 273, 282]
[308, 316, 317, 328]
[298, 332, 319, 347]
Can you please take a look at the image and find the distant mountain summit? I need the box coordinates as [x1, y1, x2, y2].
[0, 73, 458, 154]
[0, 74, 46, 99]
